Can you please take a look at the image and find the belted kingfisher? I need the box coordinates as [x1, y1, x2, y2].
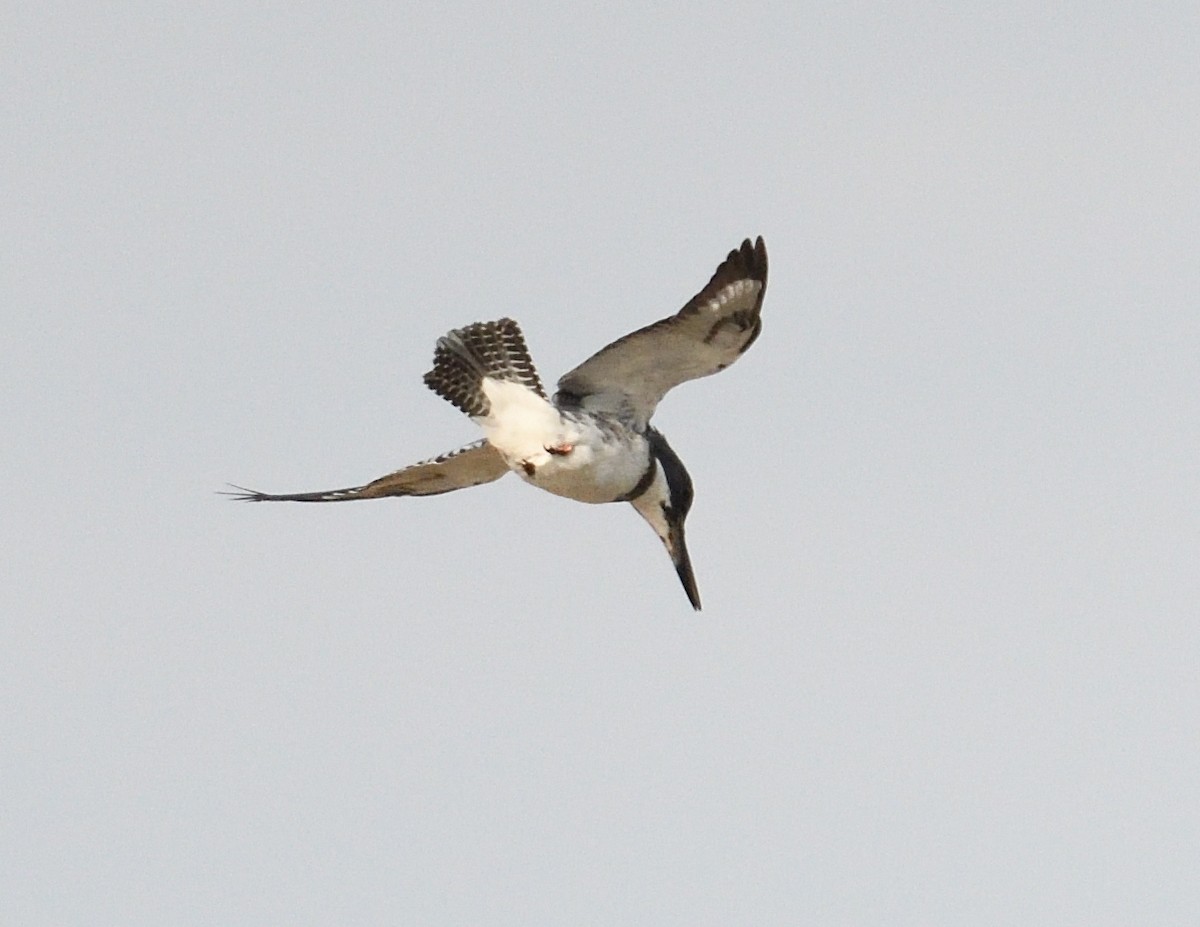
[228, 237, 768, 609]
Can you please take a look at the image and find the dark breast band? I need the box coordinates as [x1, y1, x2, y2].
[613, 456, 658, 503]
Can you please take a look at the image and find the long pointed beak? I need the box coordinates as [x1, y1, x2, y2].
[666, 523, 702, 611]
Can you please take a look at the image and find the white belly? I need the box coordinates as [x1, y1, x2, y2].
[472, 378, 647, 503]
[522, 432, 649, 503]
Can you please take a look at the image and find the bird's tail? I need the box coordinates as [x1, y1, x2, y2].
[423, 318, 546, 418]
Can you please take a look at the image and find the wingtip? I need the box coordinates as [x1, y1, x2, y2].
[218, 483, 266, 501]
[738, 236, 767, 282]
[714, 237, 767, 292]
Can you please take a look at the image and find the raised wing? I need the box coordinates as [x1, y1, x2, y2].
[555, 237, 767, 427]
[224, 440, 508, 502]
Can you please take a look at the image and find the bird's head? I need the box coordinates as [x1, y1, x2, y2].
[630, 429, 700, 611]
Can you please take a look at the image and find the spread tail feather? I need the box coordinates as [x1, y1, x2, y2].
[423, 318, 545, 417]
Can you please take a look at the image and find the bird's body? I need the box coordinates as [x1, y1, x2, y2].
[472, 377, 649, 503]
[228, 237, 769, 609]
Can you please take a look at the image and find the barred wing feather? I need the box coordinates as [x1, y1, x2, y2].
[224, 440, 508, 502]
[554, 237, 767, 427]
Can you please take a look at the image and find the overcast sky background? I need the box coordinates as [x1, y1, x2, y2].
[4, 2, 1198, 924]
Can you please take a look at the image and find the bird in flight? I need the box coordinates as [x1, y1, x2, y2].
[228, 237, 768, 609]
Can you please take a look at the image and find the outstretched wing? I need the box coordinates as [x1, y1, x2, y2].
[554, 237, 768, 427]
[224, 440, 509, 502]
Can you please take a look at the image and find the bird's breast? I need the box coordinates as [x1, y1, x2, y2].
[516, 427, 649, 504]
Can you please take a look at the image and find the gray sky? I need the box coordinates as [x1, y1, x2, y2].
[4, 2, 1198, 924]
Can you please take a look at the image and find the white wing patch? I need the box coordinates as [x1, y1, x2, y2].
[702, 279, 761, 313]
